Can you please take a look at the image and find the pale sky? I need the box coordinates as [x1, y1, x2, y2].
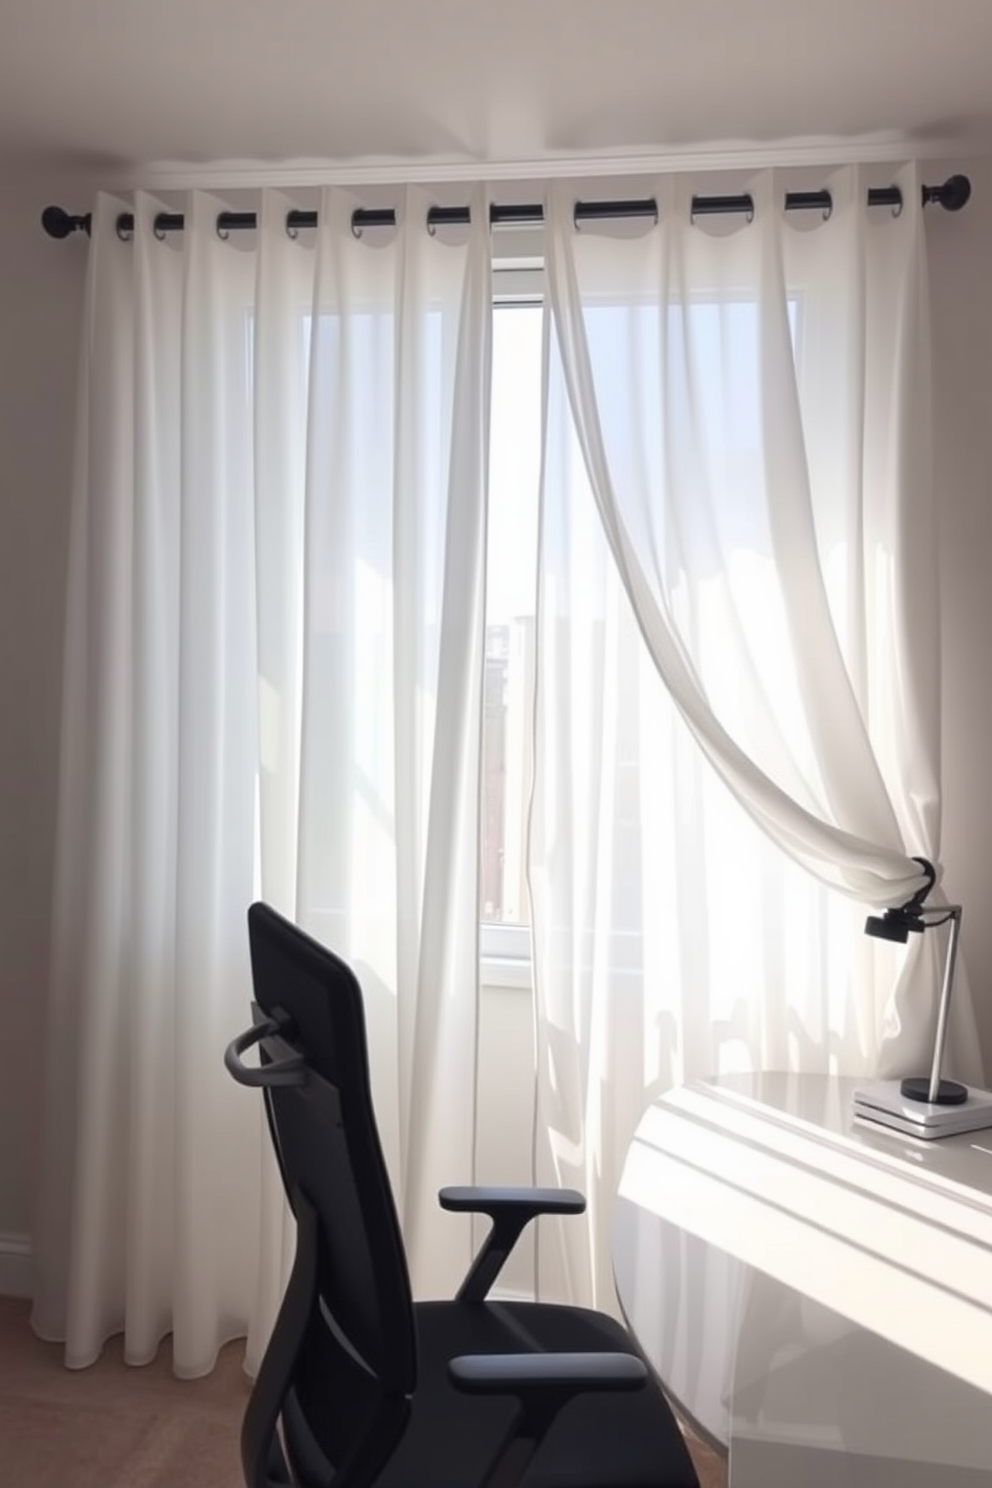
[486, 304, 542, 625]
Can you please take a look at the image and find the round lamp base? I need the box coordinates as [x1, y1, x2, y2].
[899, 1076, 968, 1106]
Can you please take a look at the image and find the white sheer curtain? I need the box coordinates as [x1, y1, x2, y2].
[32, 185, 491, 1375]
[531, 165, 982, 1308]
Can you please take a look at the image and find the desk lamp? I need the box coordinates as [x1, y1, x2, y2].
[853, 858, 992, 1139]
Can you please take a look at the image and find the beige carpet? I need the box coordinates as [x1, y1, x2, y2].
[0, 1297, 249, 1488]
[0, 1295, 726, 1487]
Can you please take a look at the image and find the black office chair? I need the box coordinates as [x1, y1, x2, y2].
[225, 902, 699, 1488]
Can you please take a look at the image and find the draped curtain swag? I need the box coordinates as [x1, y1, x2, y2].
[529, 164, 981, 1306]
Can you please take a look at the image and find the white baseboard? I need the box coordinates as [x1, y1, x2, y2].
[488, 1285, 536, 1303]
[0, 1233, 32, 1299]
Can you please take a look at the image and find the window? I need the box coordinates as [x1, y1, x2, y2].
[479, 280, 542, 978]
[477, 278, 804, 988]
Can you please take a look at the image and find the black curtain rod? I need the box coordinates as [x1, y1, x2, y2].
[41, 174, 972, 242]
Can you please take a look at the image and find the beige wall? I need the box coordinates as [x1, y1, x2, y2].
[930, 156, 992, 1065]
[0, 183, 86, 1246]
[3, 156, 992, 1258]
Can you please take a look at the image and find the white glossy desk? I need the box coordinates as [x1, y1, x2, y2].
[613, 1074, 992, 1487]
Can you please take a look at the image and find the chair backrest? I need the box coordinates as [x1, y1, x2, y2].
[241, 902, 417, 1484]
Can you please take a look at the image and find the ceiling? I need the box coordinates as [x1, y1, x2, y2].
[4, 0, 992, 180]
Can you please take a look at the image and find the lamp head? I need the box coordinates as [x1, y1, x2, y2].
[864, 909, 923, 943]
[864, 857, 936, 943]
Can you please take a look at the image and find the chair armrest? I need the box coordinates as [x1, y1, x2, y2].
[438, 1187, 586, 1301]
[439, 1186, 586, 1217]
[449, 1351, 647, 1442]
[449, 1351, 646, 1392]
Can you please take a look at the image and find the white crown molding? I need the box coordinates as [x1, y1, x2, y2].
[0, 1234, 32, 1300]
[98, 131, 992, 193]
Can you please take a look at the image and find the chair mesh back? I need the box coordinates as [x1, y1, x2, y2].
[247, 902, 417, 1399]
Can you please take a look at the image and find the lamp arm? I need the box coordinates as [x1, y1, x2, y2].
[927, 906, 962, 1103]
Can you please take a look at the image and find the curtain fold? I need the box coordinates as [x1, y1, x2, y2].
[32, 185, 491, 1375]
[531, 164, 981, 1309]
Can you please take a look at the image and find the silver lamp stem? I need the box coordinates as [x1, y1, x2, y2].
[927, 907, 962, 1102]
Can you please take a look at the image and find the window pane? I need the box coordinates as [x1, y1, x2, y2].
[481, 303, 542, 926]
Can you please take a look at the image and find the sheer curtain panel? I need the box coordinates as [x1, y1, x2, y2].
[531, 165, 981, 1307]
[32, 186, 491, 1375]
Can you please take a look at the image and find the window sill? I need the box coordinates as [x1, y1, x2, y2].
[480, 955, 533, 991]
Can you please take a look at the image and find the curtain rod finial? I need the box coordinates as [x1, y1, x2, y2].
[41, 205, 91, 239]
[925, 175, 971, 212]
